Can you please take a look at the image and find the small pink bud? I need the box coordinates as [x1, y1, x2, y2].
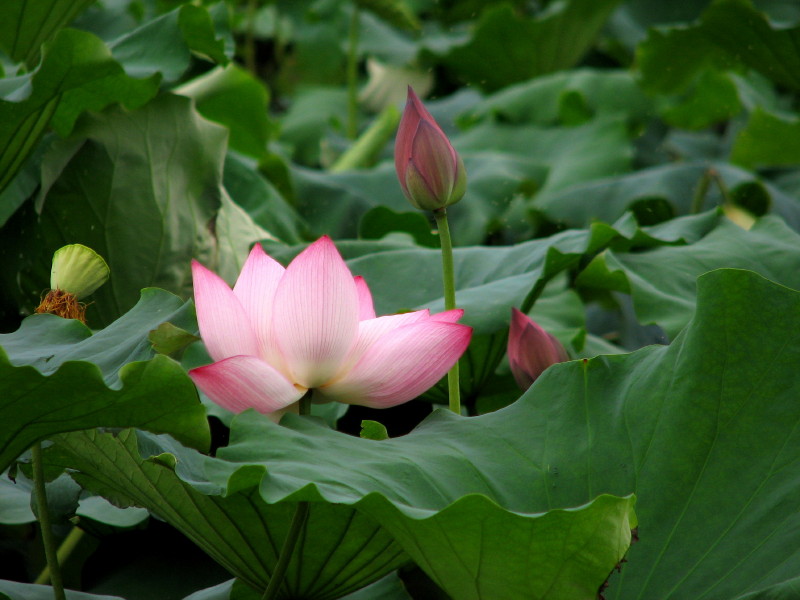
[508, 308, 569, 390]
[394, 86, 466, 211]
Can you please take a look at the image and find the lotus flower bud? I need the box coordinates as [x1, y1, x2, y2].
[508, 308, 569, 390]
[394, 86, 466, 212]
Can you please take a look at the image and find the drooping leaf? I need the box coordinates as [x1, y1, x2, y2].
[0, 0, 95, 67]
[0, 28, 159, 195]
[0, 133, 46, 227]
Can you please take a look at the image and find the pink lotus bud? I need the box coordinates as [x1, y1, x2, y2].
[394, 86, 466, 212]
[508, 308, 569, 390]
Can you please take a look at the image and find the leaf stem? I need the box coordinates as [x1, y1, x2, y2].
[346, 5, 360, 139]
[434, 208, 461, 414]
[243, 0, 258, 76]
[691, 169, 714, 214]
[261, 395, 312, 600]
[711, 170, 733, 204]
[32, 442, 66, 600]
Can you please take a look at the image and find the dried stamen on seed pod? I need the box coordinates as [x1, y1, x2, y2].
[35, 289, 88, 323]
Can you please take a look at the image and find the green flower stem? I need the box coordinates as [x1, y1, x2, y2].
[35, 527, 84, 585]
[261, 395, 312, 600]
[32, 442, 66, 600]
[691, 169, 714, 214]
[434, 208, 461, 414]
[330, 105, 400, 172]
[243, 0, 258, 75]
[346, 5, 360, 139]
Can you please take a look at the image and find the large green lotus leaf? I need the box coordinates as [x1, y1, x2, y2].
[579, 216, 800, 338]
[534, 161, 800, 230]
[534, 268, 800, 598]
[51, 429, 409, 600]
[342, 210, 720, 334]
[0, 351, 207, 472]
[261, 213, 715, 404]
[0, 28, 159, 196]
[730, 108, 800, 168]
[453, 115, 632, 197]
[291, 153, 547, 245]
[0, 287, 195, 386]
[52, 424, 634, 600]
[736, 576, 800, 600]
[0, 0, 95, 67]
[0, 94, 249, 326]
[442, 0, 623, 92]
[183, 572, 412, 600]
[637, 0, 800, 93]
[174, 65, 273, 159]
[459, 68, 652, 126]
[195, 268, 800, 599]
[0, 580, 121, 600]
[0, 135, 47, 229]
[107, 4, 230, 83]
[0, 287, 208, 469]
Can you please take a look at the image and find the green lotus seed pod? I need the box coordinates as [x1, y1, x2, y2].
[50, 244, 110, 299]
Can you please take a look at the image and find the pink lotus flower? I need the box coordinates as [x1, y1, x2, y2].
[189, 237, 472, 419]
[508, 308, 569, 391]
[394, 86, 466, 211]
